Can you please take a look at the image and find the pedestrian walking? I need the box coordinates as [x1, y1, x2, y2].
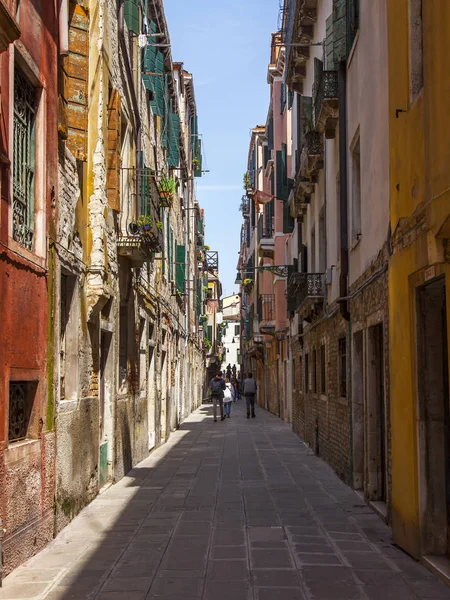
[223, 378, 234, 418]
[209, 371, 226, 422]
[243, 372, 257, 419]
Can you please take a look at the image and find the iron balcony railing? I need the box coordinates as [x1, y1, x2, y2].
[287, 273, 325, 313]
[314, 68, 339, 134]
[257, 214, 275, 240]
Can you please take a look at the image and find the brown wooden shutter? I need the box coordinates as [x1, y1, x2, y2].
[107, 88, 121, 212]
[60, 2, 89, 160]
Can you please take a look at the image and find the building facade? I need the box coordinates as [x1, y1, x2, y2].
[387, 0, 450, 572]
[0, 0, 210, 577]
[238, 0, 392, 522]
[0, 0, 58, 574]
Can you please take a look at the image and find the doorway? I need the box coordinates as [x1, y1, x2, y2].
[367, 323, 386, 502]
[417, 277, 450, 556]
[99, 330, 112, 489]
[352, 330, 364, 491]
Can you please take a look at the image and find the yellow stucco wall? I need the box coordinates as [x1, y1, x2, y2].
[387, 0, 450, 558]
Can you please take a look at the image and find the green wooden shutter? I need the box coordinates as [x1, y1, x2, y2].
[281, 143, 288, 191]
[150, 52, 165, 117]
[197, 278, 202, 316]
[191, 114, 198, 150]
[207, 325, 213, 344]
[280, 82, 287, 114]
[124, 0, 139, 35]
[167, 212, 172, 280]
[175, 244, 186, 294]
[326, 15, 336, 70]
[333, 0, 348, 63]
[168, 112, 180, 167]
[283, 178, 295, 234]
[276, 150, 283, 201]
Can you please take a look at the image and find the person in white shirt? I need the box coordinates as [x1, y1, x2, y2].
[223, 377, 234, 418]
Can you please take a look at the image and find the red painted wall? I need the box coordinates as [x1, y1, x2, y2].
[0, 0, 59, 574]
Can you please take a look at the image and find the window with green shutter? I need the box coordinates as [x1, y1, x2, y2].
[175, 244, 186, 294]
[124, 0, 139, 35]
[168, 112, 180, 167]
[280, 82, 287, 114]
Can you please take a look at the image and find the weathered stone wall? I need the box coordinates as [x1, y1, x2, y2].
[292, 307, 351, 483]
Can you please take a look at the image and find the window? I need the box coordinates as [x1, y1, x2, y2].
[339, 337, 347, 398]
[280, 82, 286, 114]
[13, 66, 37, 251]
[351, 136, 361, 242]
[320, 344, 326, 394]
[408, 0, 423, 101]
[312, 349, 317, 393]
[60, 272, 78, 401]
[305, 353, 309, 392]
[119, 303, 128, 392]
[311, 227, 316, 272]
[9, 381, 37, 443]
[235, 324, 240, 336]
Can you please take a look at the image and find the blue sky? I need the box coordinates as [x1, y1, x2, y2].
[163, 0, 279, 298]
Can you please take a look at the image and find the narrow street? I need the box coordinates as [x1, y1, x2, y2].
[1, 403, 449, 600]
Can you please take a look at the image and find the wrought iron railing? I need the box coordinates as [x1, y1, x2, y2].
[287, 273, 325, 312]
[300, 131, 323, 180]
[259, 294, 275, 322]
[314, 69, 339, 129]
[257, 215, 275, 240]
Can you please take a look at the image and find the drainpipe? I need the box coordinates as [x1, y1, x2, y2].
[118, 0, 142, 220]
[59, 0, 69, 55]
[338, 62, 350, 321]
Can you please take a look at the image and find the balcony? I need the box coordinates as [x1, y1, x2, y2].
[289, 176, 314, 221]
[314, 69, 339, 139]
[300, 131, 323, 181]
[257, 294, 275, 333]
[257, 215, 275, 259]
[284, 0, 317, 92]
[286, 272, 325, 318]
[117, 168, 163, 267]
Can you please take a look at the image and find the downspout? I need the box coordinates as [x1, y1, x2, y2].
[338, 62, 350, 321]
[59, 0, 69, 56]
[118, 0, 142, 220]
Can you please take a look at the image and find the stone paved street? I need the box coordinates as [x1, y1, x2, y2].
[1, 401, 450, 600]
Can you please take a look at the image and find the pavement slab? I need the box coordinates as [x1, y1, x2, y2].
[1, 400, 450, 599]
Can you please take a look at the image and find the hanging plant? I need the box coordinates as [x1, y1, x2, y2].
[156, 220, 163, 230]
[159, 176, 176, 205]
[137, 215, 153, 231]
[204, 245, 210, 251]
[243, 278, 254, 293]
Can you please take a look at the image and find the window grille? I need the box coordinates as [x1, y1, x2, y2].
[13, 67, 37, 250]
[9, 381, 35, 443]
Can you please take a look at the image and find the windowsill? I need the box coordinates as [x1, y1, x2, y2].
[5, 438, 40, 463]
[6, 237, 47, 270]
[338, 396, 348, 405]
[319, 393, 328, 401]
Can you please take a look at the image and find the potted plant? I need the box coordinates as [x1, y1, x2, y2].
[243, 278, 254, 294]
[193, 157, 200, 171]
[137, 215, 153, 232]
[156, 220, 163, 231]
[204, 245, 210, 251]
[159, 176, 176, 204]
[243, 172, 252, 191]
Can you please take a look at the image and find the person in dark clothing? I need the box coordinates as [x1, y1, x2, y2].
[243, 372, 257, 418]
[209, 371, 226, 422]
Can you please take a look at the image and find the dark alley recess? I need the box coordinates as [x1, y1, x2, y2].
[1, 402, 449, 600]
